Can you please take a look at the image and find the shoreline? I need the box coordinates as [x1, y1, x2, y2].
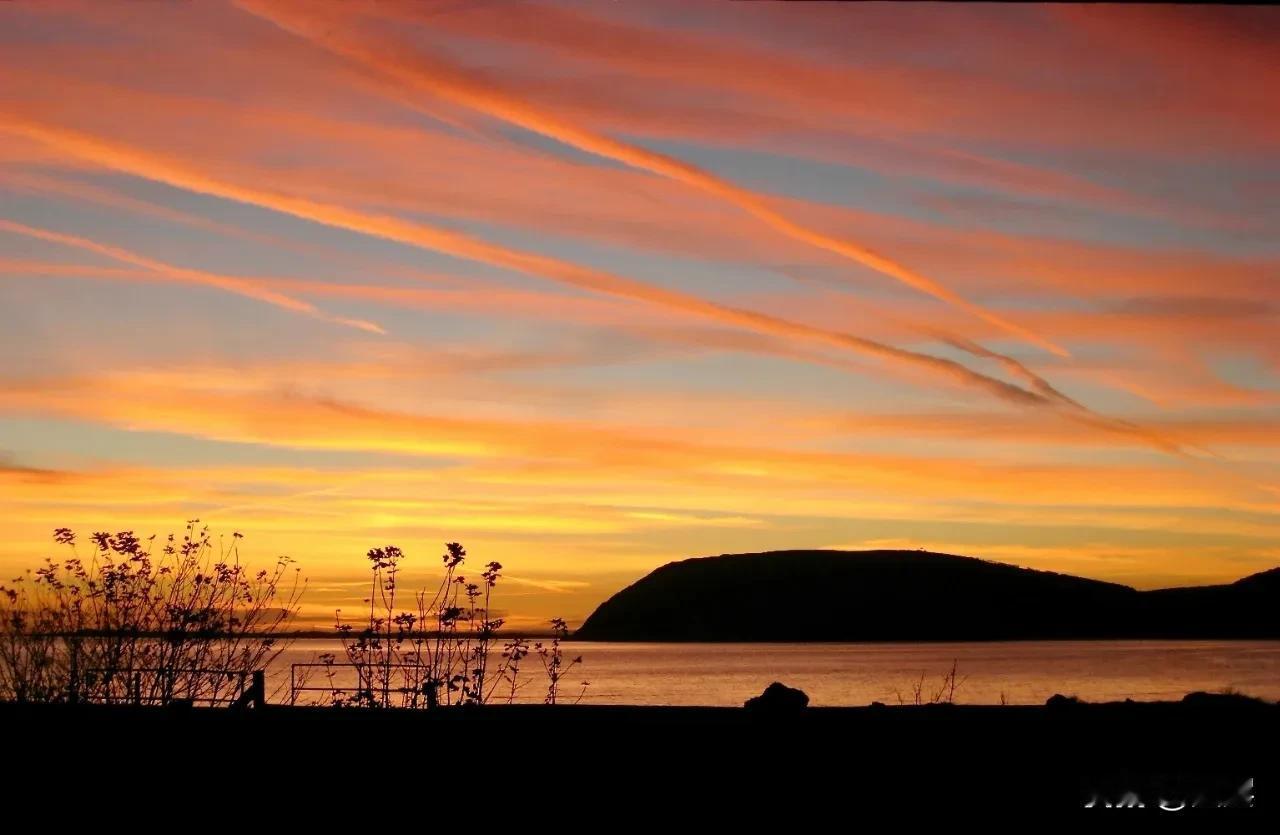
[4, 688, 1273, 716]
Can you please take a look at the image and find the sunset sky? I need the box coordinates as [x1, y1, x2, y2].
[1, 1, 1277, 626]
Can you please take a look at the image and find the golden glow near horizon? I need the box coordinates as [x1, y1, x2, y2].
[1, 2, 1277, 626]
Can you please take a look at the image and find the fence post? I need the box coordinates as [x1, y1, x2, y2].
[226, 671, 266, 706]
[251, 670, 265, 708]
[229, 669, 266, 709]
[67, 643, 79, 705]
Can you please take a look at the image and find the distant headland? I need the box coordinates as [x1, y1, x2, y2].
[574, 549, 1280, 642]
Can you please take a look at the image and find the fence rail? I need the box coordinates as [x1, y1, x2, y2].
[289, 661, 441, 705]
[74, 667, 265, 708]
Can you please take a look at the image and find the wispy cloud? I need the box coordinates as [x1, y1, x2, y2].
[237, 0, 1067, 358]
[0, 218, 384, 333]
[2, 117, 1081, 413]
[1, 1, 1275, 603]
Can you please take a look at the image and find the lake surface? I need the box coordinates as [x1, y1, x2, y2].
[271, 639, 1280, 706]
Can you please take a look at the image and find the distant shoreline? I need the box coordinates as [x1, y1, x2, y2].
[26, 632, 1280, 643]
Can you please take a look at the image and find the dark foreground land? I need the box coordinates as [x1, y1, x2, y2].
[4, 694, 1268, 812]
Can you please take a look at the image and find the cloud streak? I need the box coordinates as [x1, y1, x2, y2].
[1, 1, 1274, 600]
[0, 217, 385, 334]
[2, 116, 1076, 413]
[0, 370, 1260, 510]
[235, 0, 1068, 358]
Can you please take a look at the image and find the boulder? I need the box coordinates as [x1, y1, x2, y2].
[744, 681, 809, 712]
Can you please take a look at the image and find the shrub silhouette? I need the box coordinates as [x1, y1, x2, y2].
[1, 529, 587, 709]
[0, 523, 303, 705]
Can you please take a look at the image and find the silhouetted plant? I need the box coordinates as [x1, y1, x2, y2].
[534, 617, 586, 705]
[499, 635, 531, 703]
[330, 542, 584, 708]
[894, 659, 968, 705]
[0, 523, 304, 705]
[2, 529, 583, 709]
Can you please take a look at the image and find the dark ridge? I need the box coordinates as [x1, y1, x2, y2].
[574, 549, 1280, 642]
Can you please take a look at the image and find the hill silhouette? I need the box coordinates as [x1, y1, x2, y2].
[574, 550, 1279, 642]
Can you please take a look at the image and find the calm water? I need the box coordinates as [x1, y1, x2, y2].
[271, 639, 1280, 706]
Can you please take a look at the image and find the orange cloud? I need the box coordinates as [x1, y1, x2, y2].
[388, 0, 1252, 232]
[2, 117, 1080, 414]
[7, 59, 1267, 320]
[459, 2, 1277, 155]
[237, 0, 1067, 358]
[0, 369, 1265, 511]
[0, 169, 265, 243]
[2, 1, 1274, 603]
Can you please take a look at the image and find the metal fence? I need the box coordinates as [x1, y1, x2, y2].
[77, 667, 265, 707]
[288, 661, 440, 705]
